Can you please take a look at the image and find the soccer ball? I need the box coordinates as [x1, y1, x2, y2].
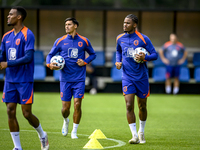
[134, 47, 148, 63]
[50, 55, 65, 70]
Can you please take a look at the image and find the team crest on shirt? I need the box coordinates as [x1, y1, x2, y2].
[68, 48, 78, 58]
[16, 39, 20, 45]
[134, 40, 139, 46]
[8, 48, 17, 60]
[78, 42, 83, 47]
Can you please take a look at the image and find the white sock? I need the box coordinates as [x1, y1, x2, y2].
[64, 117, 69, 123]
[138, 120, 146, 133]
[10, 132, 22, 149]
[173, 87, 179, 95]
[34, 124, 45, 138]
[165, 85, 171, 94]
[72, 123, 79, 133]
[129, 123, 137, 137]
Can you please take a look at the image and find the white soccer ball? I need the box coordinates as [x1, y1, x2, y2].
[134, 47, 148, 63]
[50, 55, 65, 70]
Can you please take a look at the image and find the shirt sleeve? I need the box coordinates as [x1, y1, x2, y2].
[46, 39, 60, 65]
[25, 31, 35, 51]
[144, 36, 158, 61]
[84, 39, 96, 64]
[0, 40, 6, 62]
[116, 39, 122, 62]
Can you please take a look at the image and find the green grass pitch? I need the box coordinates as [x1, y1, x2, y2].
[0, 92, 200, 150]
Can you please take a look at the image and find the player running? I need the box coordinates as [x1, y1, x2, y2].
[115, 14, 158, 144]
[0, 6, 49, 150]
[46, 17, 96, 139]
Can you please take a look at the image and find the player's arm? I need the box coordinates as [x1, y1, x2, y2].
[178, 50, 188, 65]
[83, 40, 96, 65]
[142, 38, 158, 62]
[159, 48, 169, 65]
[0, 50, 34, 70]
[46, 39, 61, 70]
[0, 39, 7, 62]
[115, 40, 122, 69]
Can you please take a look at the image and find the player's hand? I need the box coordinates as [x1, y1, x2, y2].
[77, 59, 85, 66]
[178, 59, 185, 65]
[49, 62, 60, 70]
[162, 58, 170, 65]
[0, 62, 8, 70]
[135, 52, 145, 62]
[115, 62, 122, 69]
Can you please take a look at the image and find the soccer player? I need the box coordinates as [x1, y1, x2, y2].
[159, 33, 187, 94]
[46, 17, 96, 139]
[0, 6, 49, 150]
[115, 14, 158, 144]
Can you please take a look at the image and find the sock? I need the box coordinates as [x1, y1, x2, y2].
[34, 124, 45, 138]
[64, 117, 69, 123]
[129, 123, 137, 137]
[72, 123, 79, 133]
[165, 85, 171, 94]
[10, 132, 22, 149]
[173, 87, 179, 95]
[138, 120, 146, 133]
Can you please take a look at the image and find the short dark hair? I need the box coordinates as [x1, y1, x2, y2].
[64, 17, 79, 27]
[12, 6, 27, 21]
[125, 14, 138, 24]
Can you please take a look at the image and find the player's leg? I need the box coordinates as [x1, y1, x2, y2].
[173, 77, 179, 94]
[165, 66, 172, 94]
[124, 94, 140, 144]
[61, 101, 71, 136]
[3, 82, 23, 150]
[137, 97, 147, 143]
[173, 66, 180, 94]
[20, 82, 49, 150]
[60, 81, 73, 136]
[71, 81, 85, 139]
[21, 104, 49, 150]
[7, 103, 23, 150]
[71, 98, 82, 139]
[135, 79, 149, 144]
[122, 80, 139, 144]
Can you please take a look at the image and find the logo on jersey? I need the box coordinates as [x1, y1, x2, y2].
[123, 86, 127, 92]
[8, 48, 16, 60]
[16, 39, 20, 45]
[134, 40, 139, 46]
[78, 42, 83, 47]
[6, 41, 10, 43]
[68, 48, 78, 58]
[125, 47, 135, 58]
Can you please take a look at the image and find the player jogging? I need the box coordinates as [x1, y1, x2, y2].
[46, 17, 96, 139]
[0, 6, 49, 150]
[115, 14, 158, 144]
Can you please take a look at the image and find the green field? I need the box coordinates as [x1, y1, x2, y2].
[0, 92, 200, 150]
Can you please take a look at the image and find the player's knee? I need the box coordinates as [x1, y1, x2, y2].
[7, 107, 16, 118]
[74, 101, 81, 111]
[22, 110, 32, 119]
[139, 105, 146, 112]
[62, 107, 70, 114]
[126, 103, 133, 112]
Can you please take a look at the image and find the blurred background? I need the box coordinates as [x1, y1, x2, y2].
[0, 0, 200, 94]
